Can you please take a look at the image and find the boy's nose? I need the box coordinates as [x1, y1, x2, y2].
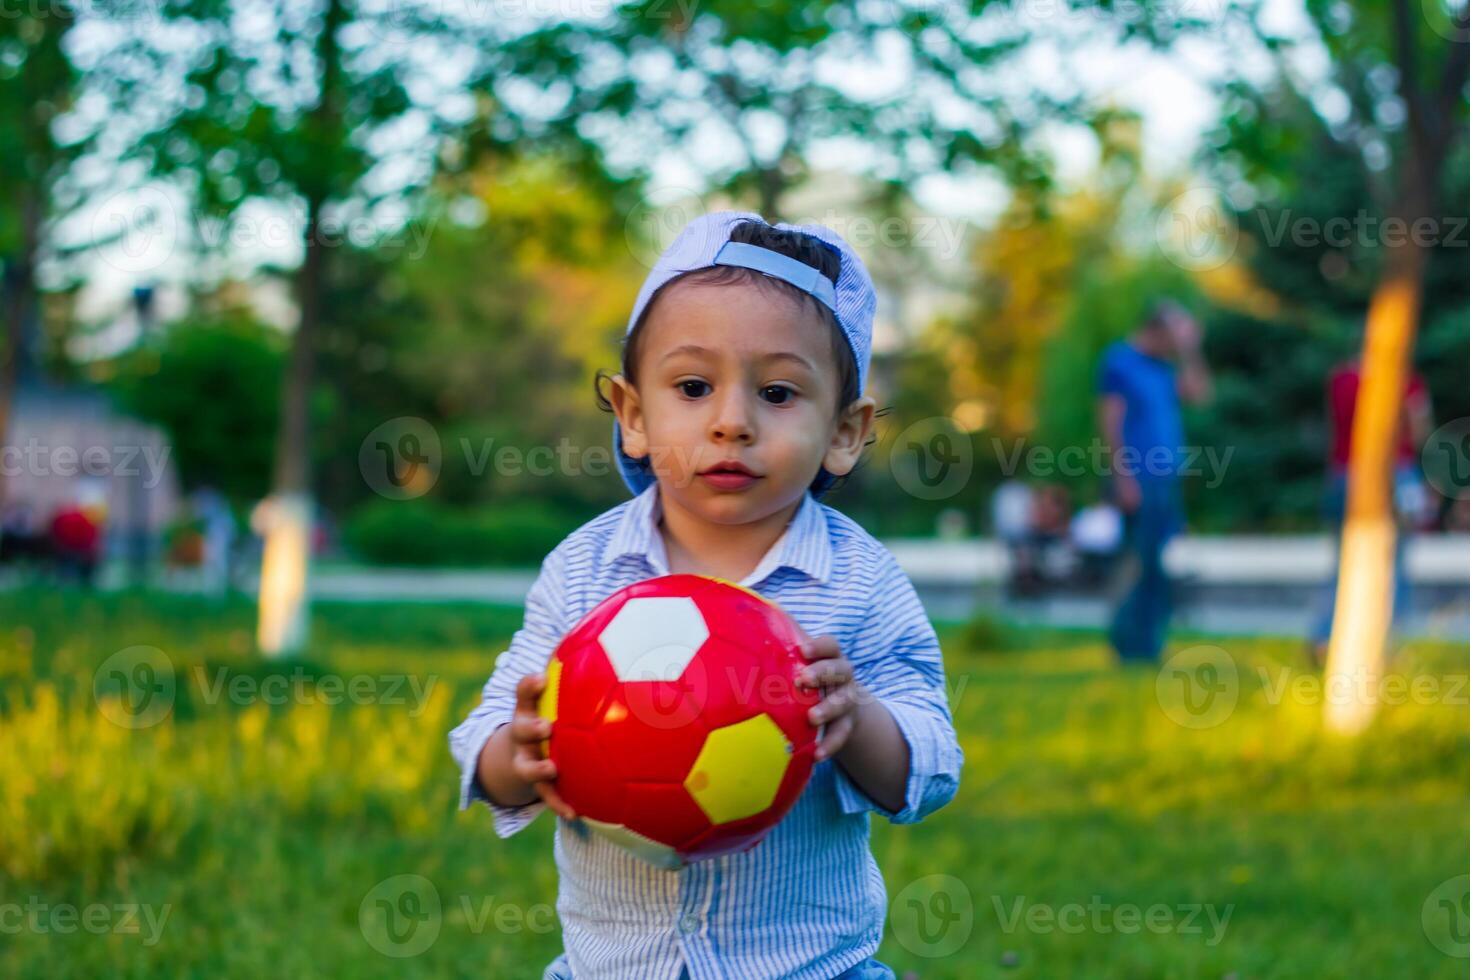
[709, 391, 755, 444]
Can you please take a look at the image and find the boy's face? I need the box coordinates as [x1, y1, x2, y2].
[610, 278, 875, 525]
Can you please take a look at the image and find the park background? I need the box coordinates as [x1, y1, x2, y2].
[4, 0, 1470, 976]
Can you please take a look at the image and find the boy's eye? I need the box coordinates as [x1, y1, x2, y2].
[761, 385, 795, 405]
[676, 380, 796, 404]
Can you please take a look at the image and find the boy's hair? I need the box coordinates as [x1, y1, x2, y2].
[595, 218, 879, 498]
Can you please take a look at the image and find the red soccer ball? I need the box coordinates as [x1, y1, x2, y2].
[537, 574, 820, 868]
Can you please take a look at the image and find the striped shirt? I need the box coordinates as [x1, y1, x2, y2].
[448, 482, 964, 980]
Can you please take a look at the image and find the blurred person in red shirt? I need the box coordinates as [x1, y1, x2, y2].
[1325, 361, 1432, 479]
[1310, 358, 1434, 662]
[51, 479, 109, 586]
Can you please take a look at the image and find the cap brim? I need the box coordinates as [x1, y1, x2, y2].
[613, 419, 655, 496]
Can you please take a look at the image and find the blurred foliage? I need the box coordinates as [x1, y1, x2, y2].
[941, 111, 1148, 439]
[1192, 17, 1470, 530]
[901, 113, 1201, 529]
[909, 11, 1470, 533]
[0, 2, 81, 257]
[342, 498, 569, 568]
[311, 153, 643, 532]
[491, 0, 1060, 217]
[99, 154, 643, 548]
[1034, 257, 1197, 495]
[0, 2, 96, 456]
[17, 0, 1470, 550]
[129, 0, 508, 506]
[108, 313, 284, 507]
[141, 0, 460, 222]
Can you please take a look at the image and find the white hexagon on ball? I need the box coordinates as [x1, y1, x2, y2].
[599, 596, 709, 682]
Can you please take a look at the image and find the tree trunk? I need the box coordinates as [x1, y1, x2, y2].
[0, 195, 41, 522]
[0, 269, 24, 490]
[275, 202, 324, 499]
[1322, 190, 1431, 734]
[255, 201, 325, 657]
[256, 0, 345, 657]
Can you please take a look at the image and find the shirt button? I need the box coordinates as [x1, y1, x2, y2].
[678, 913, 700, 934]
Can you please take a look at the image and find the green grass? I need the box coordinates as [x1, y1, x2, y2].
[3, 589, 1470, 978]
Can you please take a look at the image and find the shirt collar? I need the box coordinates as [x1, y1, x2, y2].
[602, 482, 832, 588]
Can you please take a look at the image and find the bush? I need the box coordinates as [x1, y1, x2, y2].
[108, 313, 284, 507]
[342, 498, 573, 567]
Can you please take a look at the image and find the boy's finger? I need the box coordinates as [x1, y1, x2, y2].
[798, 634, 841, 662]
[536, 782, 577, 822]
[515, 672, 547, 708]
[512, 753, 558, 784]
[809, 684, 860, 725]
[509, 713, 552, 744]
[814, 714, 854, 762]
[798, 658, 853, 689]
[796, 660, 827, 687]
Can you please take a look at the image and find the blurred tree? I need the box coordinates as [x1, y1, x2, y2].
[311, 154, 643, 526]
[1181, 95, 1469, 531]
[133, 0, 498, 653]
[909, 112, 1198, 528]
[1173, 307, 1335, 531]
[943, 111, 1146, 442]
[108, 314, 284, 507]
[0, 5, 87, 509]
[1186, 0, 1470, 731]
[487, 0, 1067, 219]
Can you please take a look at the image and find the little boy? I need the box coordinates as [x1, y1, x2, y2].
[449, 211, 963, 980]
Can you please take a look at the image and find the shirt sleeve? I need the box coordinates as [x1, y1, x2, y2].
[832, 553, 964, 825]
[447, 543, 568, 837]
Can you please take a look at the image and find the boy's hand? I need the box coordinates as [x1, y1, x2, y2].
[795, 635, 863, 762]
[508, 673, 577, 821]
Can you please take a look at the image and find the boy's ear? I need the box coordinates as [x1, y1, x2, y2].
[608, 374, 648, 460]
[822, 395, 876, 478]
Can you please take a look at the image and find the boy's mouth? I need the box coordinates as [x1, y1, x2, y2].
[700, 459, 758, 477]
[697, 459, 762, 490]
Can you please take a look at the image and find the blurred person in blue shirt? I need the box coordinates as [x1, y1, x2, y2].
[1096, 301, 1213, 662]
